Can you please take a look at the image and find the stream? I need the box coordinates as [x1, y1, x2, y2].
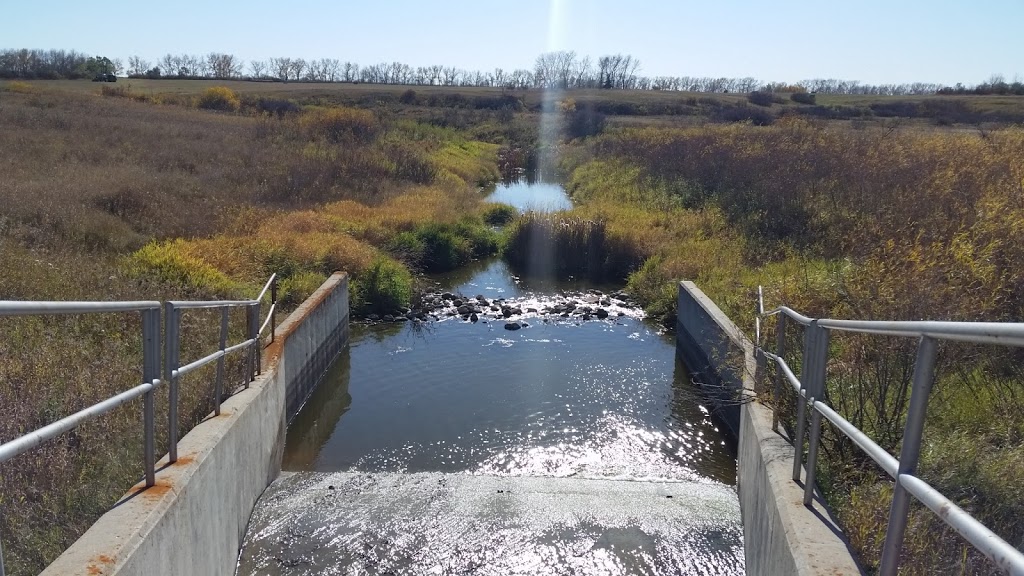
[282, 175, 737, 487]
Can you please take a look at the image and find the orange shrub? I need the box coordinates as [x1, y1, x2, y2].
[299, 106, 379, 143]
[197, 86, 240, 112]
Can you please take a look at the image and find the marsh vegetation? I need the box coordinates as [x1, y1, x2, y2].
[1, 75, 1023, 574]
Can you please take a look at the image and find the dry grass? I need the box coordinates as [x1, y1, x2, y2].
[562, 119, 1024, 573]
[0, 86, 500, 574]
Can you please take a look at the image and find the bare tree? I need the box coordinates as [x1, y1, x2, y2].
[271, 57, 292, 81]
[442, 66, 459, 86]
[159, 54, 178, 77]
[208, 53, 241, 78]
[127, 56, 149, 76]
[342, 62, 359, 82]
[249, 59, 267, 79]
[322, 58, 340, 82]
[289, 58, 307, 81]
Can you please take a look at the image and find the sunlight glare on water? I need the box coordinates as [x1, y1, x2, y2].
[283, 259, 736, 487]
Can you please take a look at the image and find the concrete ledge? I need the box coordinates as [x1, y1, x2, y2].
[676, 281, 861, 575]
[41, 272, 350, 576]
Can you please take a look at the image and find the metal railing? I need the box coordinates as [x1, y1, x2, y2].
[0, 275, 276, 576]
[755, 286, 1024, 576]
[164, 274, 277, 462]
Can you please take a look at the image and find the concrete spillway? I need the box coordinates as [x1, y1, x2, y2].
[237, 472, 743, 575]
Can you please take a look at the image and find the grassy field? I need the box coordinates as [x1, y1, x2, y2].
[0, 81, 503, 574]
[554, 121, 1024, 574]
[11, 78, 1024, 121]
[1, 78, 1023, 574]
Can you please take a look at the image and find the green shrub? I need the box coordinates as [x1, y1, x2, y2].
[278, 270, 326, 307]
[352, 257, 412, 315]
[504, 212, 622, 280]
[399, 89, 418, 105]
[390, 220, 499, 272]
[790, 92, 816, 105]
[747, 91, 776, 107]
[197, 86, 240, 112]
[388, 231, 427, 265]
[482, 203, 518, 225]
[126, 240, 241, 298]
[626, 256, 678, 326]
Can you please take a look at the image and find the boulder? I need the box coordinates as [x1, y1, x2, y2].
[504, 322, 521, 331]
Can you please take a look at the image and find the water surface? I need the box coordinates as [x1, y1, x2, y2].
[284, 260, 736, 486]
[485, 172, 573, 212]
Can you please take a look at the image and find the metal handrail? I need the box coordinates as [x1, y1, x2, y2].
[756, 286, 1024, 575]
[164, 274, 277, 462]
[0, 379, 162, 464]
[0, 300, 161, 316]
[0, 274, 277, 575]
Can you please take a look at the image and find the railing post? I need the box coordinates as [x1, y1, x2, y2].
[803, 324, 830, 506]
[792, 321, 816, 482]
[215, 307, 228, 416]
[772, 313, 787, 432]
[255, 300, 263, 376]
[246, 304, 257, 386]
[270, 276, 277, 344]
[164, 303, 180, 463]
[879, 336, 938, 576]
[141, 307, 159, 488]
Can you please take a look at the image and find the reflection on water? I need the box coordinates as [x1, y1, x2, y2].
[284, 260, 736, 486]
[486, 172, 573, 212]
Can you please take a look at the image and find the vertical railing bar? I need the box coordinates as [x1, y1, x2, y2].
[164, 303, 179, 459]
[167, 305, 180, 463]
[878, 336, 939, 576]
[803, 326, 830, 506]
[253, 304, 260, 379]
[792, 321, 815, 482]
[142, 308, 158, 488]
[270, 276, 277, 344]
[245, 304, 256, 387]
[773, 313, 786, 432]
[215, 307, 228, 416]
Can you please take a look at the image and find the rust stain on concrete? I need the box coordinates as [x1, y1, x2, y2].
[172, 454, 195, 466]
[264, 272, 346, 366]
[86, 554, 115, 575]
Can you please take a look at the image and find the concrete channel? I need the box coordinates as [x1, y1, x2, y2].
[238, 472, 744, 575]
[38, 275, 861, 575]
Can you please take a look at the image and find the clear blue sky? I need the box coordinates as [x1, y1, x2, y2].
[7, 0, 1022, 85]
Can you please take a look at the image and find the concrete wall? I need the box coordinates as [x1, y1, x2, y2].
[41, 272, 349, 576]
[676, 281, 862, 576]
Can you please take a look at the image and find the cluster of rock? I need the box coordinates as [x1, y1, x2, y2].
[363, 289, 639, 330]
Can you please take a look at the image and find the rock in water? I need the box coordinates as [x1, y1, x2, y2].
[457, 305, 471, 315]
[470, 313, 479, 323]
[504, 322, 521, 331]
[596, 308, 609, 319]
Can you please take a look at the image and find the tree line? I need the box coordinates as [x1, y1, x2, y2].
[0, 47, 1008, 96]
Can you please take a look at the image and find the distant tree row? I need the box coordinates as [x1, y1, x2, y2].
[0, 49, 121, 79]
[1, 47, 1012, 97]
[937, 74, 1024, 96]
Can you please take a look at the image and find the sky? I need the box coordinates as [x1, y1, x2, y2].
[6, 0, 1023, 86]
